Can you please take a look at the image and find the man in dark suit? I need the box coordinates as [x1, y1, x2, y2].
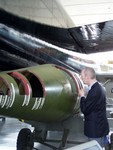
[78, 67, 109, 148]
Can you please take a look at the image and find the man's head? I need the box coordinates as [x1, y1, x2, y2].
[80, 67, 96, 86]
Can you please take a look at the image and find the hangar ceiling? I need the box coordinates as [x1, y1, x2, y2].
[59, 0, 113, 26]
[1, 0, 113, 27]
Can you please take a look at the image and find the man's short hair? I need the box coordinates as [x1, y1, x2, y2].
[82, 67, 96, 79]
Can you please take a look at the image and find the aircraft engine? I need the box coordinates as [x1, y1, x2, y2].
[0, 64, 82, 122]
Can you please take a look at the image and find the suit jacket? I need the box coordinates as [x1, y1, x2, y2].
[80, 82, 109, 138]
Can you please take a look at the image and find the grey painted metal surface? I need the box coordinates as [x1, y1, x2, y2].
[0, 117, 33, 150]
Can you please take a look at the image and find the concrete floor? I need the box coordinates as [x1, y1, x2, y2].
[0, 117, 86, 150]
[0, 116, 113, 150]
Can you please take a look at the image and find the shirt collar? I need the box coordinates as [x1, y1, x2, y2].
[88, 81, 97, 91]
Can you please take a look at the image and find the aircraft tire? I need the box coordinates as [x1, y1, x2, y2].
[17, 128, 34, 150]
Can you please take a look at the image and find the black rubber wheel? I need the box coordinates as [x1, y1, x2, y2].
[0, 117, 5, 122]
[17, 128, 34, 150]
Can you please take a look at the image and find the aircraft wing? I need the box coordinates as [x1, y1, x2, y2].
[0, 9, 113, 71]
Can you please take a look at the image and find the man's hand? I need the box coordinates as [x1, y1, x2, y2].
[78, 88, 85, 97]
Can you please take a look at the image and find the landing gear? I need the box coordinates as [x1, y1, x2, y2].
[16, 128, 69, 150]
[58, 129, 69, 150]
[0, 117, 5, 122]
[17, 128, 34, 150]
